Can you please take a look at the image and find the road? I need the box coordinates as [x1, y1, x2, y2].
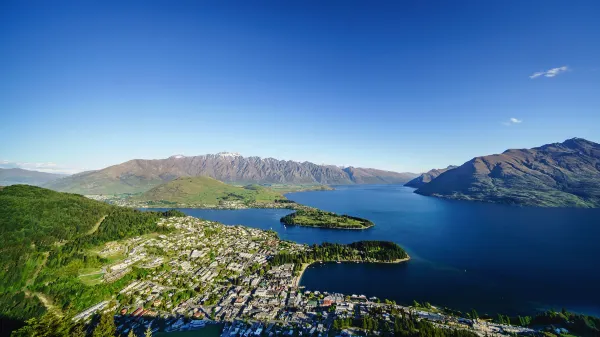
[86, 214, 108, 235]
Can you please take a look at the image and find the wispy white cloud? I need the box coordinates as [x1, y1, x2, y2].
[0, 160, 82, 175]
[529, 66, 568, 79]
[529, 71, 545, 79]
[502, 118, 523, 126]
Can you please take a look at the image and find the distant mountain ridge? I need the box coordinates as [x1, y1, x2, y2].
[0, 168, 67, 186]
[404, 166, 458, 188]
[45, 153, 417, 194]
[415, 138, 600, 207]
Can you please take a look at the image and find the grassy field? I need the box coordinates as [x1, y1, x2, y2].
[136, 176, 286, 206]
[78, 272, 104, 286]
[281, 209, 374, 229]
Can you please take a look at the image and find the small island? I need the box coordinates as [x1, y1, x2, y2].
[280, 209, 374, 229]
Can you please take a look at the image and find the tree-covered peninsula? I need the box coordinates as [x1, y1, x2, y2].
[270, 240, 409, 270]
[280, 209, 374, 229]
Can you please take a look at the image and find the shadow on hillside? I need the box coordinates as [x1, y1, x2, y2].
[1, 313, 223, 337]
[0, 317, 25, 337]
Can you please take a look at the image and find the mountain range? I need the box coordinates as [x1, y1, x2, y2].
[415, 138, 600, 207]
[404, 166, 458, 188]
[45, 152, 418, 194]
[0, 168, 66, 187]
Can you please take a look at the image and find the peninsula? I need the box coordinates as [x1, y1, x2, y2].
[280, 209, 374, 229]
[272, 240, 409, 282]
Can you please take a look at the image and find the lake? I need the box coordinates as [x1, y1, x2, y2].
[147, 184, 600, 317]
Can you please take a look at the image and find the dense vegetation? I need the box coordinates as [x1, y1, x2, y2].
[332, 311, 478, 337]
[280, 209, 374, 229]
[502, 309, 600, 337]
[136, 176, 287, 206]
[0, 292, 45, 322]
[11, 311, 110, 337]
[0, 185, 184, 333]
[271, 241, 408, 274]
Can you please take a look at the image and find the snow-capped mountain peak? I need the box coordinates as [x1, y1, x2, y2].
[216, 152, 242, 158]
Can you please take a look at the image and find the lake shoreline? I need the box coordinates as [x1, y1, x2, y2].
[142, 205, 376, 230]
[284, 222, 374, 230]
[296, 255, 411, 287]
[144, 182, 600, 317]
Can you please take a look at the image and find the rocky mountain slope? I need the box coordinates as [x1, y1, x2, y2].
[404, 166, 457, 188]
[45, 153, 417, 194]
[0, 168, 67, 186]
[415, 138, 600, 207]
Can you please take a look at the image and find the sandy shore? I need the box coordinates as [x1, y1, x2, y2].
[294, 263, 311, 287]
[294, 254, 410, 287]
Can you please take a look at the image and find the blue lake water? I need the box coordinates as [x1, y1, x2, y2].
[147, 184, 600, 316]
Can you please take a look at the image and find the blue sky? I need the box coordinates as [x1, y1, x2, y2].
[1, 1, 599, 174]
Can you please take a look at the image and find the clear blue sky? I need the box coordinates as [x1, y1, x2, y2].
[1, 1, 599, 174]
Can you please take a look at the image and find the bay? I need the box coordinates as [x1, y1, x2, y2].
[147, 184, 600, 316]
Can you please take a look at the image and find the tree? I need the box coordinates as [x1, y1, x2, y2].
[128, 329, 137, 337]
[73, 324, 87, 337]
[11, 318, 37, 337]
[92, 312, 116, 337]
[145, 324, 153, 337]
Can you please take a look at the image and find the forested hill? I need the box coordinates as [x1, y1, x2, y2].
[0, 185, 184, 330]
[0, 184, 111, 250]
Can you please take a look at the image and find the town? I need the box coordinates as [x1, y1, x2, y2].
[74, 216, 535, 337]
[85, 194, 300, 210]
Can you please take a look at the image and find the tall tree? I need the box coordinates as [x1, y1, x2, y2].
[92, 312, 116, 337]
[73, 324, 87, 337]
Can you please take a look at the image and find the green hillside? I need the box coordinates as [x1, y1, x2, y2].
[0, 185, 183, 325]
[136, 176, 287, 206]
